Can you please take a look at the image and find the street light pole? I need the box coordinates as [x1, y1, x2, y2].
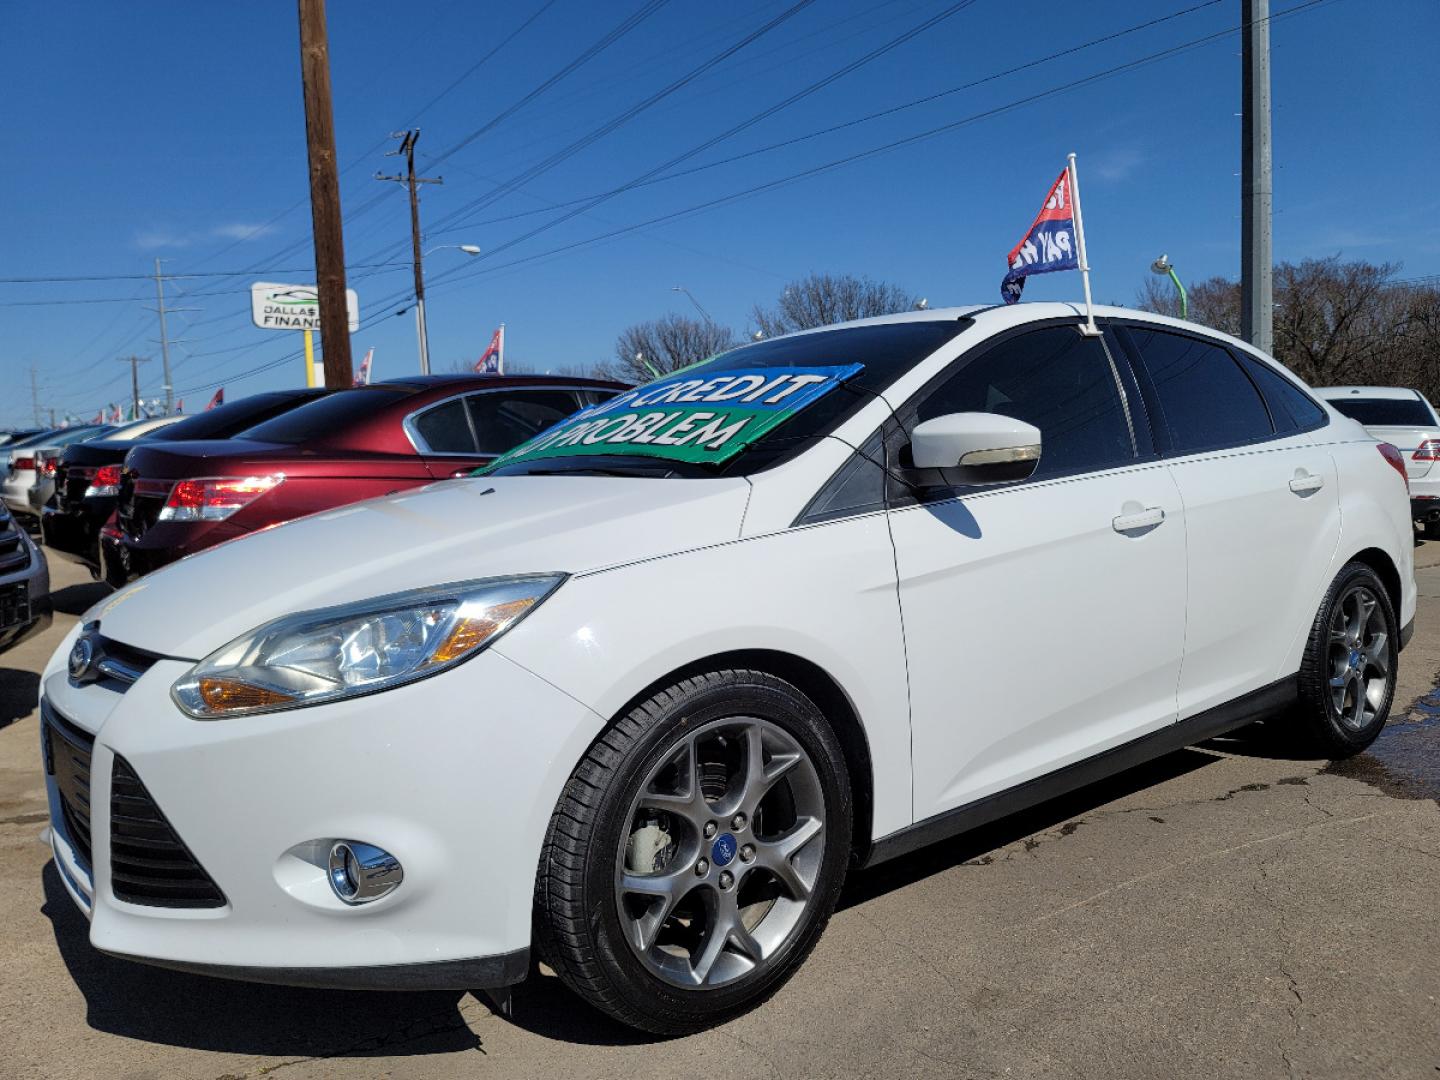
[377, 130, 442, 373]
[1151, 254, 1189, 320]
[671, 285, 713, 324]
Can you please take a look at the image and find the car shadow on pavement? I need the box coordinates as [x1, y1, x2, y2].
[1198, 716, 1327, 762]
[47, 581, 111, 618]
[40, 864, 485, 1060]
[0, 669, 39, 729]
[840, 747, 1223, 909]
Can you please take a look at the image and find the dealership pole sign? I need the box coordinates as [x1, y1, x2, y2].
[251, 282, 359, 386]
[250, 283, 359, 332]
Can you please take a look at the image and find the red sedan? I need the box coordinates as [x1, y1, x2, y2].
[101, 374, 623, 585]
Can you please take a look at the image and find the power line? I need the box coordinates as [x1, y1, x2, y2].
[173, 0, 1334, 398]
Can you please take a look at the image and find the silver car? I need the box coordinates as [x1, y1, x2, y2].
[0, 500, 50, 654]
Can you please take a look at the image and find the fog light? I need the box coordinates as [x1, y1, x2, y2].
[327, 841, 403, 905]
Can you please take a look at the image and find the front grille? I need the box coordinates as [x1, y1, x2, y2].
[94, 634, 159, 688]
[0, 511, 29, 573]
[0, 582, 30, 631]
[110, 756, 226, 908]
[43, 703, 94, 869]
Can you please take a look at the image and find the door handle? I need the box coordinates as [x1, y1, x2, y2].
[1112, 506, 1165, 533]
[1289, 471, 1325, 495]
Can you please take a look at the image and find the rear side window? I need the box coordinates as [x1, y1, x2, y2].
[1235, 354, 1328, 433]
[912, 326, 1135, 480]
[1325, 397, 1436, 427]
[413, 398, 477, 453]
[467, 390, 598, 455]
[1129, 329, 1272, 453]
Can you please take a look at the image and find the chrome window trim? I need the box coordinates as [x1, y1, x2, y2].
[402, 385, 616, 456]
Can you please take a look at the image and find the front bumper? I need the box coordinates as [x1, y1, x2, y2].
[40, 631, 604, 990]
[0, 534, 51, 653]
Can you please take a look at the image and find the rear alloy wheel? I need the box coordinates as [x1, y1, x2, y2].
[535, 670, 851, 1034]
[1296, 562, 1398, 757]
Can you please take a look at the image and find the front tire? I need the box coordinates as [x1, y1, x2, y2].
[1295, 561, 1398, 758]
[534, 669, 852, 1034]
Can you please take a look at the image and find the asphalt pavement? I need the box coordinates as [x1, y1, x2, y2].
[2, 551, 1438, 1079]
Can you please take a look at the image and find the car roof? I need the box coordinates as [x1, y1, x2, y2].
[1313, 386, 1424, 401]
[744, 302, 1282, 363]
[372, 373, 627, 392]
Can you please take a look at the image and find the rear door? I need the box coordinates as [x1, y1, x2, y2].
[1116, 325, 1340, 719]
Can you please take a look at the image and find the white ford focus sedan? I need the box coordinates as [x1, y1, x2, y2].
[40, 303, 1414, 1033]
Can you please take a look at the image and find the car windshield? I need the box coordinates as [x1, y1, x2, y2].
[1327, 397, 1436, 427]
[148, 391, 325, 442]
[235, 387, 414, 445]
[487, 320, 971, 478]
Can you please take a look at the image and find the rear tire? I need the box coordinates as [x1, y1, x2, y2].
[1295, 561, 1397, 758]
[534, 669, 852, 1035]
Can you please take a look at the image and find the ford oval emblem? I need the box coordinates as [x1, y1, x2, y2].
[68, 636, 95, 681]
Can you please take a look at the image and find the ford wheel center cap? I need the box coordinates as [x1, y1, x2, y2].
[711, 833, 738, 867]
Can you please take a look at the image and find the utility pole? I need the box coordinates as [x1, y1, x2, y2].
[118, 356, 150, 418]
[151, 258, 176, 414]
[29, 366, 40, 427]
[1241, 0, 1273, 354]
[297, 0, 353, 386]
[377, 129, 442, 374]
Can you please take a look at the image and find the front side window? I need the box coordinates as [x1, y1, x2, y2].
[1128, 329, 1272, 454]
[909, 326, 1135, 482]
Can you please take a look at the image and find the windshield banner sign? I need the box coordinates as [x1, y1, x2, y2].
[489, 364, 864, 469]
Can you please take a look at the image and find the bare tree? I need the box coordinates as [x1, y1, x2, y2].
[1137, 256, 1440, 400]
[752, 273, 916, 336]
[597, 314, 737, 384]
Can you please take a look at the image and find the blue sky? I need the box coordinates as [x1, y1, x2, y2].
[3, 0, 1437, 426]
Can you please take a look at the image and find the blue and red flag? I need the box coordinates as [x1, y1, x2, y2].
[205, 387, 224, 411]
[1001, 169, 1078, 304]
[474, 324, 504, 374]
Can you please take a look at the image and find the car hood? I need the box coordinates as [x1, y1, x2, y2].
[90, 474, 753, 658]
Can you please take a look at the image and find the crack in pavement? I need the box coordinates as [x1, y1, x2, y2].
[1018, 809, 1405, 928]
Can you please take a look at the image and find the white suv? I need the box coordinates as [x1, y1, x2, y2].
[1316, 386, 1440, 536]
[40, 303, 1415, 1034]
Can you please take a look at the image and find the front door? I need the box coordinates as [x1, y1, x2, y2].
[887, 323, 1188, 822]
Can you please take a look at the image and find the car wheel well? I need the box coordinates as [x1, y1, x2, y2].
[605, 650, 875, 865]
[1349, 547, 1402, 619]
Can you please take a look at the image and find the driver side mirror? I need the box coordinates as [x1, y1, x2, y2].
[908, 412, 1042, 485]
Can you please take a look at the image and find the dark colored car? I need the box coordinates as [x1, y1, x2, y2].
[43, 389, 330, 577]
[0, 500, 50, 653]
[101, 374, 624, 585]
[0, 428, 44, 447]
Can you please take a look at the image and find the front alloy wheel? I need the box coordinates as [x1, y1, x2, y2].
[536, 669, 852, 1034]
[616, 716, 826, 988]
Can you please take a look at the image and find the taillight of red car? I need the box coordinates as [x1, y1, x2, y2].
[85, 464, 123, 498]
[157, 475, 285, 523]
[1377, 443, 1410, 492]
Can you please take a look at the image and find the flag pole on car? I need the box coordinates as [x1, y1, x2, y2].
[1000, 152, 1099, 336]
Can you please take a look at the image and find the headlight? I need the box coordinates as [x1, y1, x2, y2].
[172, 574, 565, 718]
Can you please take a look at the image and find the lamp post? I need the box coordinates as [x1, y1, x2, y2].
[414, 244, 481, 374]
[1151, 254, 1188, 320]
[671, 285, 713, 324]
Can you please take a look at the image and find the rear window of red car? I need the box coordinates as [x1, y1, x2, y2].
[237, 388, 413, 445]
